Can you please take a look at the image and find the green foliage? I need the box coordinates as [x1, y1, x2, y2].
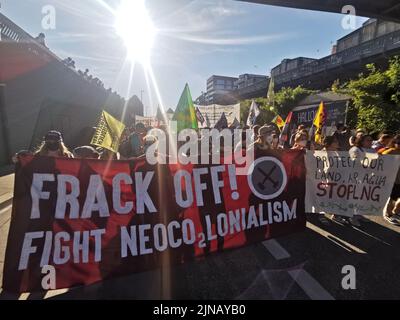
[240, 86, 315, 125]
[240, 97, 275, 126]
[240, 57, 400, 133]
[344, 56, 400, 134]
[274, 86, 315, 118]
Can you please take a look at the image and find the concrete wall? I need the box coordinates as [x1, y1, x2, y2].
[1, 58, 126, 166]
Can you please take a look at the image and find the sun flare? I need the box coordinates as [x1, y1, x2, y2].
[114, 0, 156, 65]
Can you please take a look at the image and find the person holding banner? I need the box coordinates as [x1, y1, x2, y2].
[347, 134, 376, 226]
[382, 134, 400, 225]
[34, 130, 74, 158]
[321, 136, 348, 224]
[349, 134, 375, 159]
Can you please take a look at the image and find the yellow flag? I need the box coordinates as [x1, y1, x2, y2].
[91, 111, 125, 153]
[272, 115, 285, 130]
[313, 101, 327, 144]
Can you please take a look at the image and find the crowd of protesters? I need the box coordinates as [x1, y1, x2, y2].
[11, 118, 400, 227]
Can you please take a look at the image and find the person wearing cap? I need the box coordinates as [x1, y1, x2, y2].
[35, 130, 73, 158]
[349, 128, 365, 148]
[73, 146, 100, 159]
[248, 124, 276, 152]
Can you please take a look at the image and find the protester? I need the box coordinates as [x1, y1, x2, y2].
[250, 125, 275, 151]
[349, 134, 375, 158]
[372, 132, 393, 153]
[289, 125, 306, 147]
[291, 131, 308, 150]
[270, 133, 279, 149]
[382, 134, 400, 225]
[332, 122, 351, 150]
[323, 136, 340, 151]
[348, 133, 376, 226]
[34, 130, 73, 158]
[320, 136, 348, 224]
[252, 125, 261, 139]
[120, 122, 147, 158]
[349, 128, 365, 147]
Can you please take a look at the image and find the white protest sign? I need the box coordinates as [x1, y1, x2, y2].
[305, 151, 400, 217]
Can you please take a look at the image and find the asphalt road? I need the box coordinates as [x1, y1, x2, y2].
[1, 202, 400, 300]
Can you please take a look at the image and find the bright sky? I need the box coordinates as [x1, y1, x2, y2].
[1, 0, 368, 115]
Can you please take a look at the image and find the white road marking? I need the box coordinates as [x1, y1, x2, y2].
[288, 268, 335, 300]
[307, 222, 367, 254]
[261, 233, 335, 300]
[0, 204, 12, 215]
[18, 293, 30, 300]
[352, 226, 392, 246]
[44, 288, 69, 299]
[262, 239, 290, 260]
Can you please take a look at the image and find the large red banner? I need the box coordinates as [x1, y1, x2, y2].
[2, 150, 306, 293]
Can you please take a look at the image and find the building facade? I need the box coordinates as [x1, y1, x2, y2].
[271, 19, 400, 90]
[205, 75, 238, 105]
[196, 73, 269, 105]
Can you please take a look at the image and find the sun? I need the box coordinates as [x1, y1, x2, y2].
[114, 0, 156, 65]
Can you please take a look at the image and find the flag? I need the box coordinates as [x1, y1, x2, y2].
[229, 117, 240, 129]
[246, 100, 260, 127]
[91, 111, 125, 153]
[279, 112, 293, 146]
[272, 115, 285, 131]
[172, 83, 198, 132]
[267, 76, 275, 106]
[195, 107, 205, 125]
[205, 113, 211, 128]
[214, 112, 228, 130]
[313, 101, 327, 144]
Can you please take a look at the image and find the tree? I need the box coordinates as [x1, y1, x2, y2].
[240, 97, 275, 126]
[343, 57, 400, 134]
[274, 86, 315, 118]
[240, 86, 315, 126]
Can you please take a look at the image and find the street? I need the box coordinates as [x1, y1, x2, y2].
[1, 190, 400, 300]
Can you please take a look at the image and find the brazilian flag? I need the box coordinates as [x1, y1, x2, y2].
[173, 83, 198, 132]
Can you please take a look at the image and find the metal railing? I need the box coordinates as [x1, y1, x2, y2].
[0, 12, 36, 43]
